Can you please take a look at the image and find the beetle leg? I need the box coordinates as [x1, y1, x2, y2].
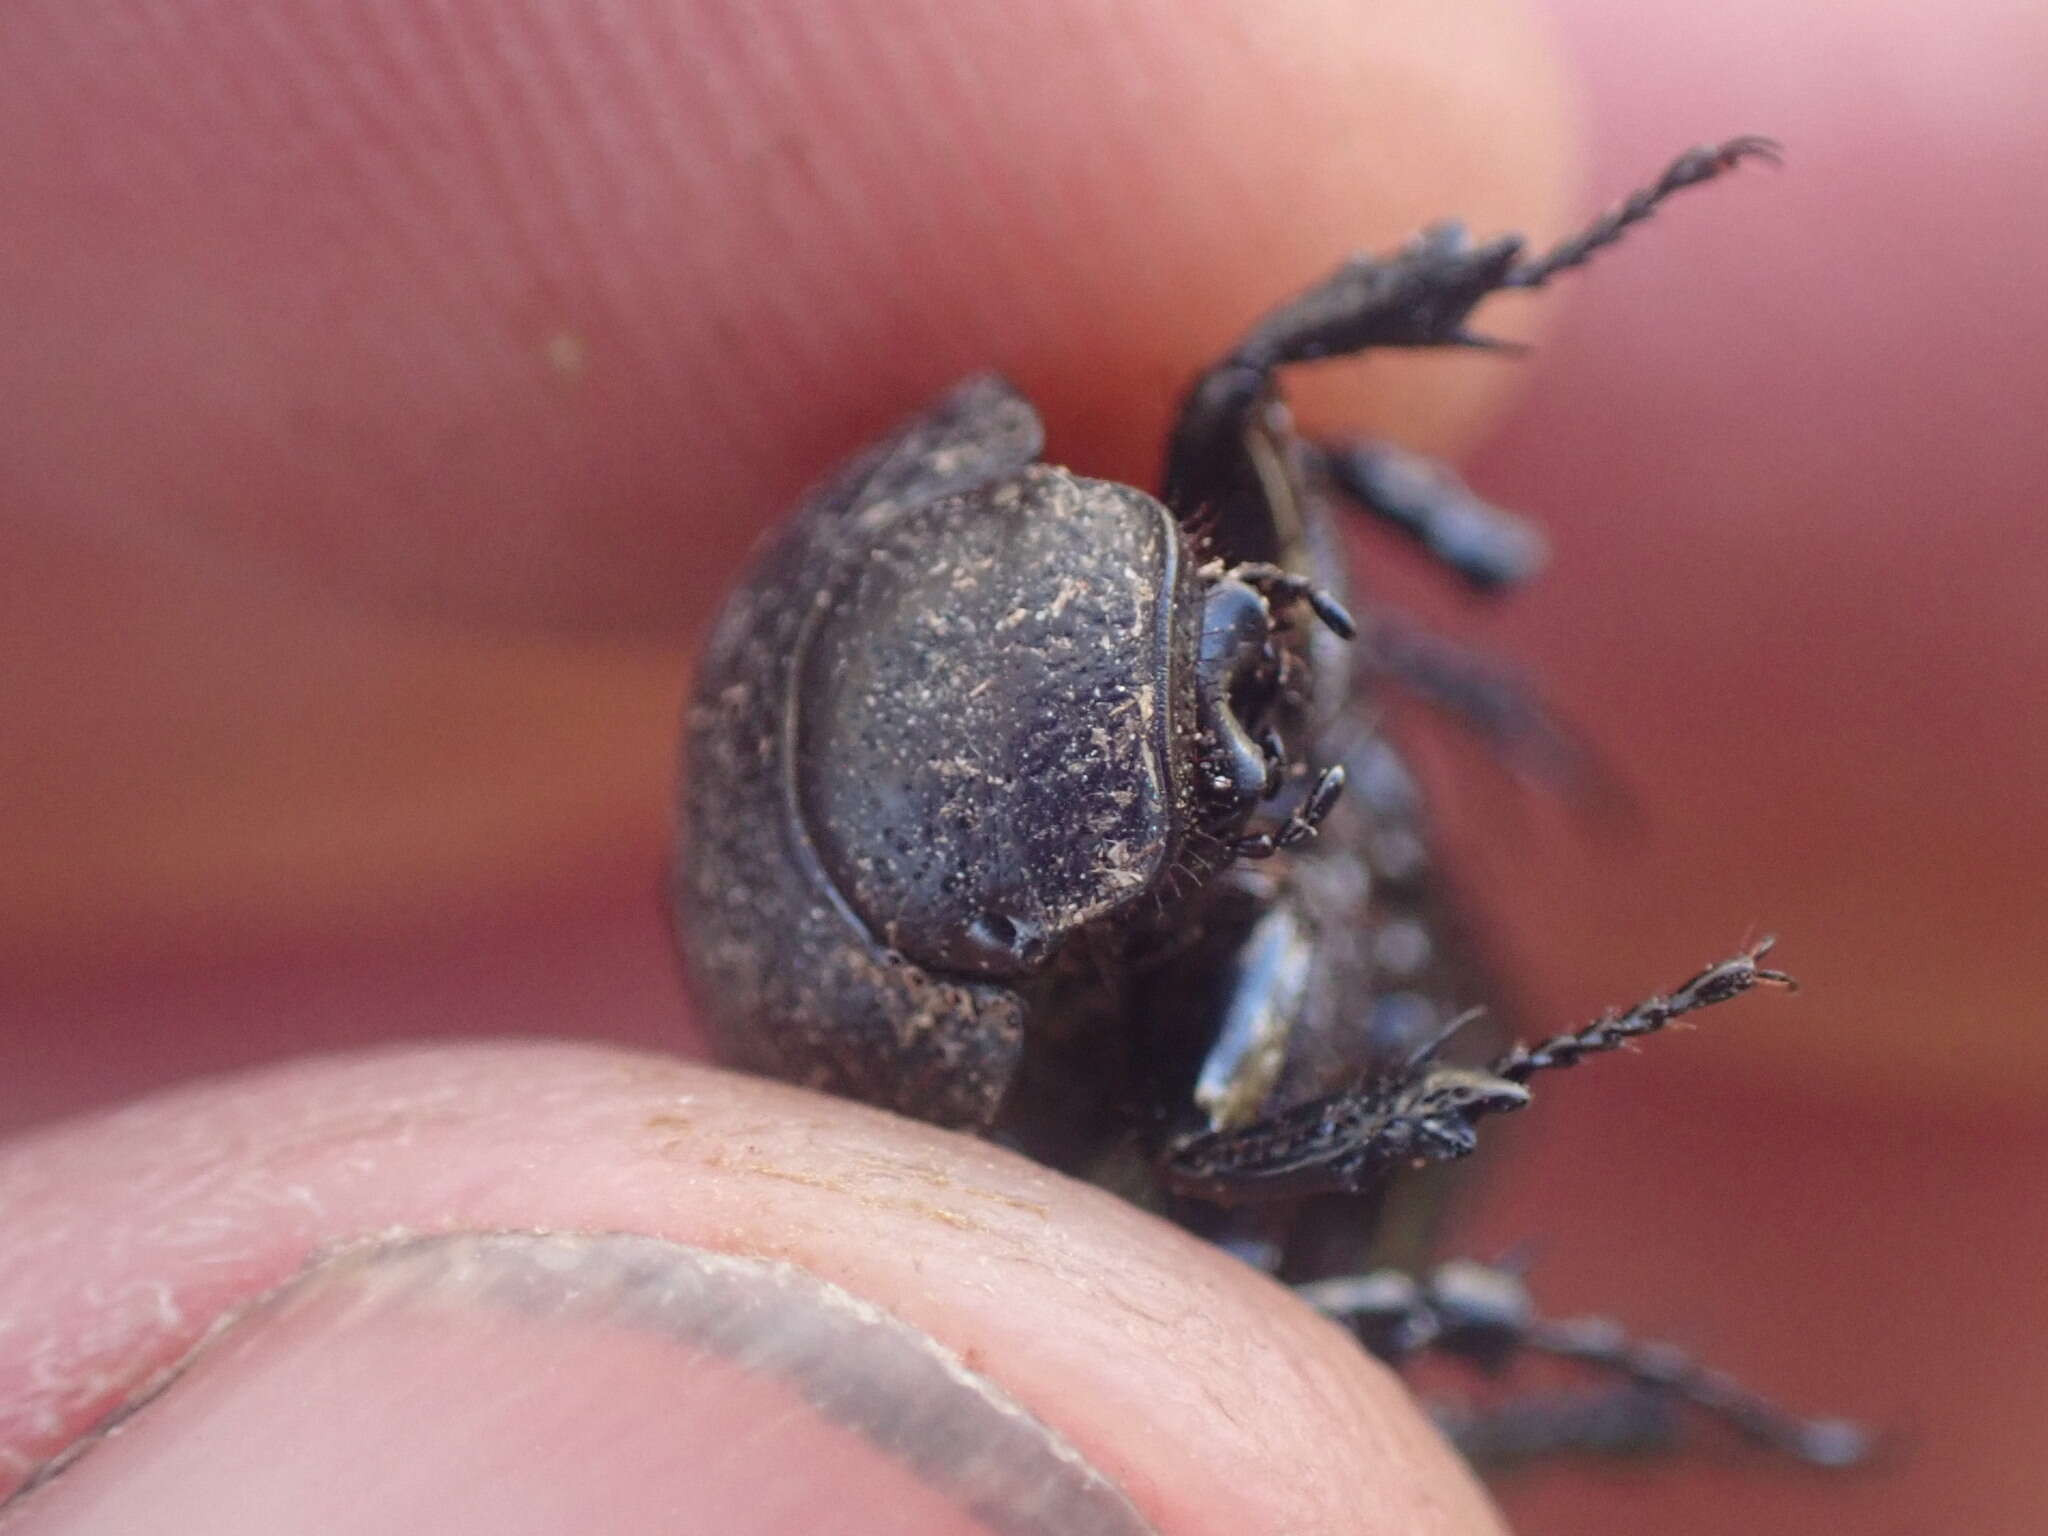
[1300, 1261, 1870, 1468]
[1501, 135, 1782, 291]
[1163, 139, 1774, 518]
[1487, 938, 1795, 1086]
[1354, 616, 1631, 810]
[1306, 440, 1548, 592]
[1233, 764, 1346, 859]
[1429, 1385, 1685, 1467]
[1161, 944, 1792, 1202]
[1228, 561, 1358, 639]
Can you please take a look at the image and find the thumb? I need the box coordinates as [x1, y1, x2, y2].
[0, 1043, 1502, 1535]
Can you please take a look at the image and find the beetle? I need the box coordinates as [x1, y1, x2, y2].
[676, 139, 1866, 1469]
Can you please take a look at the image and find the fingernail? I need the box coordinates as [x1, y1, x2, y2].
[6, 1233, 1155, 1536]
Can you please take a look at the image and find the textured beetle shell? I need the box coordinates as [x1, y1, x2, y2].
[798, 471, 1190, 978]
[681, 377, 1201, 1129]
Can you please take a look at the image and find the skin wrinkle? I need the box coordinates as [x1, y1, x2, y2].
[0, 1044, 1502, 1533]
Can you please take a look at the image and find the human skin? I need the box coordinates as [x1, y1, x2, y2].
[0, 1047, 1503, 1535]
[4, 0, 2045, 1531]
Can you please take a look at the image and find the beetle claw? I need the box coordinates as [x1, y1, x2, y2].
[1228, 561, 1357, 640]
[1231, 764, 1346, 863]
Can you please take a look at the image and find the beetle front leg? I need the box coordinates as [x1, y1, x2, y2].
[1162, 138, 1776, 519]
[1299, 1261, 1870, 1468]
[1161, 943, 1793, 1204]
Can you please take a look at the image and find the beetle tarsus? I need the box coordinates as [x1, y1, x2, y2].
[1355, 615, 1635, 813]
[1523, 1317, 1873, 1467]
[1490, 938, 1794, 1085]
[1162, 140, 1772, 520]
[1162, 945, 1793, 1203]
[1504, 136, 1782, 291]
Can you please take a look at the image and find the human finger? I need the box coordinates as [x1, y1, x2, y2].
[1, 0, 1576, 991]
[0, 1043, 1503, 1535]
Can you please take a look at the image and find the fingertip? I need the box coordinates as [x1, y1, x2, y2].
[0, 1043, 1503, 1534]
[6, 0, 1576, 633]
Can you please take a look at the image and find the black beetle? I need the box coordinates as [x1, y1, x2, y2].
[677, 139, 1866, 1470]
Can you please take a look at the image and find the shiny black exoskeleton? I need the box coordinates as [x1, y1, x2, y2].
[678, 140, 1866, 1469]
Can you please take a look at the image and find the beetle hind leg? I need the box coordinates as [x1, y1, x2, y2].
[1354, 615, 1633, 811]
[1301, 1261, 1870, 1469]
[1432, 1384, 1687, 1468]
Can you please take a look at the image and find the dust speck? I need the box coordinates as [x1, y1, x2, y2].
[543, 331, 588, 380]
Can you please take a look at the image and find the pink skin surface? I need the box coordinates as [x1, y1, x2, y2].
[3, 0, 2045, 1530]
[0, 1047, 1496, 1534]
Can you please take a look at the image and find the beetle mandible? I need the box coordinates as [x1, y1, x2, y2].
[677, 138, 1866, 1469]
